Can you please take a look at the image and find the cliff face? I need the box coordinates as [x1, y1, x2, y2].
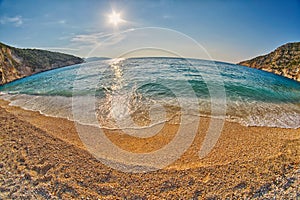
[0, 42, 83, 85]
[238, 42, 300, 82]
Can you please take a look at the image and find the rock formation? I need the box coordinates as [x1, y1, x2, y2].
[0, 42, 83, 85]
[238, 42, 300, 82]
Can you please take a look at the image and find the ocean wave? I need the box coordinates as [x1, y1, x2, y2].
[1, 93, 299, 129]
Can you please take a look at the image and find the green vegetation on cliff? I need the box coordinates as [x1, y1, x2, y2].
[0, 42, 83, 85]
[238, 42, 300, 82]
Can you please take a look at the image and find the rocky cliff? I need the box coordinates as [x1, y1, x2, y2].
[238, 42, 300, 82]
[0, 42, 83, 85]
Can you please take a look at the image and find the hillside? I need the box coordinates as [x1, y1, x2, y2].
[0, 42, 83, 85]
[238, 42, 300, 82]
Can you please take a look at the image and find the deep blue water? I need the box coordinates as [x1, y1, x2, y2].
[1, 57, 299, 128]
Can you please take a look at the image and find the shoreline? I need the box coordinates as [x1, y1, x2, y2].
[1, 92, 299, 130]
[1, 98, 299, 165]
[0, 98, 299, 198]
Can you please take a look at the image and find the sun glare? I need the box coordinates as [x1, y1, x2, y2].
[108, 11, 123, 26]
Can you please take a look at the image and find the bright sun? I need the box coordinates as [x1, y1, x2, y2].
[108, 11, 123, 26]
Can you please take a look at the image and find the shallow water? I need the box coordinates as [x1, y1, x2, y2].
[1, 57, 300, 128]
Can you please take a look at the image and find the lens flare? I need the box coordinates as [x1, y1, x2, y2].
[108, 11, 123, 26]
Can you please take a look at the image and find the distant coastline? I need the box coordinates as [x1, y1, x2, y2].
[84, 57, 111, 63]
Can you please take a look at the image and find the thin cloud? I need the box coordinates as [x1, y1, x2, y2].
[71, 32, 115, 44]
[58, 20, 66, 24]
[41, 19, 67, 26]
[71, 29, 136, 46]
[0, 15, 23, 27]
[162, 15, 172, 19]
[71, 32, 125, 46]
[68, 29, 138, 57]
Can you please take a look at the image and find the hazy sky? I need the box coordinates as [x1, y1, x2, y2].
[0, 0, 299, 63]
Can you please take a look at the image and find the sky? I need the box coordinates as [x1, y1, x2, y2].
[0, 0, 299, 63]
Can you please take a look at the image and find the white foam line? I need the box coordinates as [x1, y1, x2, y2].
[1, 94, 299, 129]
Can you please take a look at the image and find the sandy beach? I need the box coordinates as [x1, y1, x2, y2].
[0, 98, 299, 199]
[1, 0, 299, 199]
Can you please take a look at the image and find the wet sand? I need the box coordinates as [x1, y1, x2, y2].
[0, 99, 299, 199]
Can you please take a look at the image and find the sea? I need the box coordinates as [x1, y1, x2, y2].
[0, 57, 299, 129]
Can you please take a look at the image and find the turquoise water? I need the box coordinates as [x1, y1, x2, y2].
[0, 57, 300, 128]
